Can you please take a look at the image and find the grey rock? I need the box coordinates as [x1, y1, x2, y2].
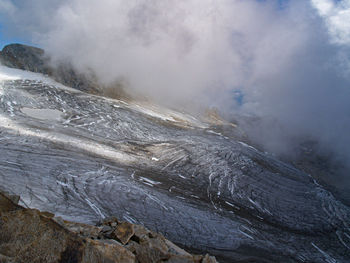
[0, 44, 99, 94]
[165, 255, 202, 263]
[202, 254, 218, 263]
[0, 44, 48, 74]
[164, 240, 191, 257]
[102, 225, 113, 232]
[98, 216, 120, 227]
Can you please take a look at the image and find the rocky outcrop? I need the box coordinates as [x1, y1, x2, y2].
[0, 190, 217, 263]
[0, 44, 100, 94]
[0, 44, 48, 74]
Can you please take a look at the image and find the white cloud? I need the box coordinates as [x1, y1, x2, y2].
[312, 0, 350, 45]
[0, 0, 16, 15]
[1, 0, 350, 169]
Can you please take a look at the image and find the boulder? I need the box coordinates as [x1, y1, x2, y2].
[112, 222, 135, 245]
[0, 191, 135, 263]
[0, 190, 218, 263]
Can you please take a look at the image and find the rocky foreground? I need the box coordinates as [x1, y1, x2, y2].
[0, 190, 217, 263]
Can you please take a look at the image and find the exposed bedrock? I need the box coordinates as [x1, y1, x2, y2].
[0, 44, 101, 94]
[0, 190, 217, 263]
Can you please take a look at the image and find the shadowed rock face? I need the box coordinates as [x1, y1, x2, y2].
[0, 44, 47, 74]
[0, 191, 217, 263]
[0, 75, 349, 263]
[0, 44, 100, 94]
[0, 191, 136, 263]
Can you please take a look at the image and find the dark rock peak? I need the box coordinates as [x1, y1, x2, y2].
[0, 43, 101, 95]
[1, 43, 47, 73]
[2, 43, 44, 56]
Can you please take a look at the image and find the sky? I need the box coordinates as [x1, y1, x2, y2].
[0, 0, 304, 49]
[0, 0, 350, 175]
[0, 23, 24, 49]
[0, 33, 31, 49]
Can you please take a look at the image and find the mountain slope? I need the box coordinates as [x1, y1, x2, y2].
[0, 65, 349, 262]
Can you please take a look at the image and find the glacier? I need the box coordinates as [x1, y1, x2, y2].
[0, 66, 349, 262]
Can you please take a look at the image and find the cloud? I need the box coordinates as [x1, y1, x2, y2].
[311, 0, 350, 45]
[0, 0, 15, 14]
[1, 0, 350, 177]
[30, 0, 312, 108]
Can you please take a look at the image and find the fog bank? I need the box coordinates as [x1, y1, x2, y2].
[1, 0, 350, 173]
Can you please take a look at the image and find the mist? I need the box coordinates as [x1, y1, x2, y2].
[1, 0, 350, 176]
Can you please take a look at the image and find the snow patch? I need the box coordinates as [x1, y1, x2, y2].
[238, 141, 258, 151]
[139, 176, 161, 185]
[0, 65, 79, 92]
[21, 107, 62, 121]
[0, 114, 137, 165]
